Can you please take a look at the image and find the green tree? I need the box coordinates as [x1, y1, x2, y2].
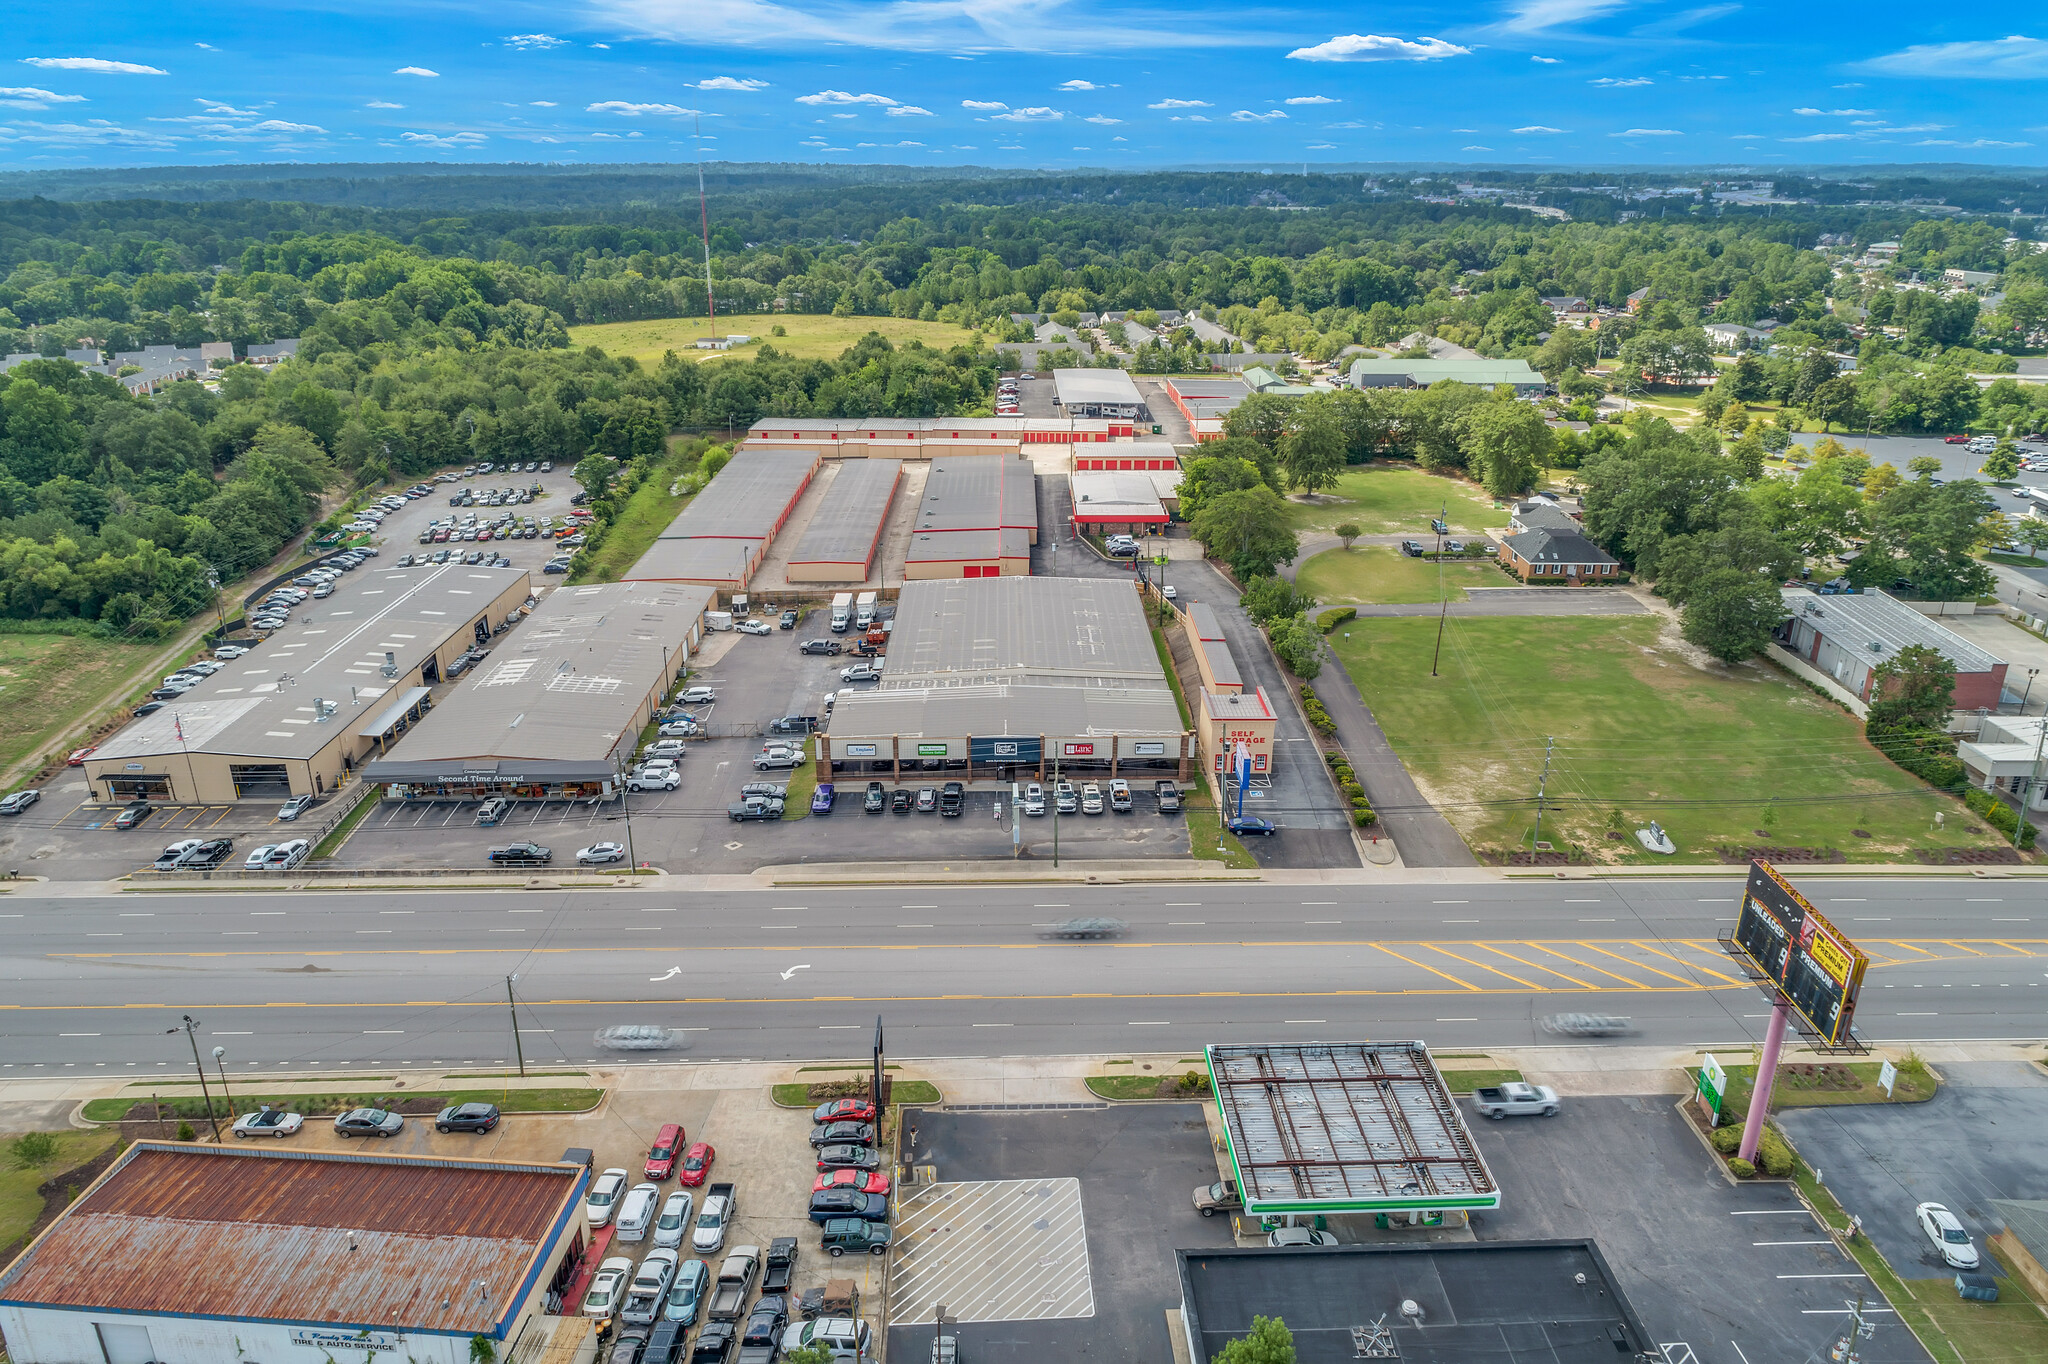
[1333, 521, 1361, 549]
[1193, 485, 1298, 581]
[1280, 397, 1346, 495]
[1853, 478, 1998, 601]
[1982, 439, 2021, 482]
[287, 381, 344, 451]
[1213, 1315, 1296, 1364]
[1240, 575, 1314, 624]
[1178, 450, 1270, 520]
[1808, 375, 1861, 433]
[1458, 391, 1552, 497]
[1868, 642, 1957, 730]
[1221, 392, 1299, 453]
[1268, 615, 1323, 679]
[781, 1345, 835, 1364]
[1907, 455, 1944, 481]
[573, 453, 617, 498]
[1680, 568, 1787, 663]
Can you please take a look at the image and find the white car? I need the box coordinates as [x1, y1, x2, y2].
[264, 839, 310, 870]
[658, 720, 699, 737]
[586, 1167, 630, 1227]
[1022, 783, 1045, 816]
[1080, 783, 1104, 815]
[628, 765, 680, 793]
[692, 1190, 733, 1253]
[1267, 1227, 1339, 1248]
[231, 1106, 304, 1139]
[153, 839, 204, 870]
[1916, 1202, 1979, 1269]
[0, 789, 40, 816]
[643, 739, 687, 761]
[614, 1181, 661, 1242]
[654, 1189, 695, 1249]
[581, 1256, 635, 1320]
[676, 686, 716, 704]
[244, 844, 277, 870]
[577, 842, 628, 865]
[737, 619, 773, 635]
[214, 645, 250, 660]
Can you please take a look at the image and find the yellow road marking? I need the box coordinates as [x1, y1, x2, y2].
[1579, 941, 1703, 987]
[1642, 940, 1748, 987]
[1524, 941, 1644, 989]
[1481, 942, 1595, 990]
[1369, 942, 1479, 991]
[1426, 943, 1542, 990]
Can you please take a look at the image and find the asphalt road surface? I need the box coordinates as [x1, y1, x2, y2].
[2, 876, 2041, 1071]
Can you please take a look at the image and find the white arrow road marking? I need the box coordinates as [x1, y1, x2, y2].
[781, 964, 812, 981]
[649, 966, 682, 982]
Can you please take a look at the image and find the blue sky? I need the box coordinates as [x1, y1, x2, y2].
[1, 2, 2043, 169]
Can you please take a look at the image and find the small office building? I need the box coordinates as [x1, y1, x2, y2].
[821, 576, 1192, 782]
[82, 564, 532, 805]
[1778, 587, 2009, 711]
[1347, 356, 1546, 395]
[1495, 527, 1622, 584]
[1069, 470, 1169, 536]
[364, 580, 713, 800]
[902, 455, 1039, 579]
[1051, 368, 1148, 419]
[0, 1142, 590, 1364]
[786, 458, 904, 583]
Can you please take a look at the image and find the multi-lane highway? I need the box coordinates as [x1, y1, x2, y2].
[1, 875, 2042, 1072]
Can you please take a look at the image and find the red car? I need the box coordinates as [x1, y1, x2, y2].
[1945, 434, 1972, 444]
[644, 1122, 683, 1180]
[811, 1098, 878, 1125]
[66, 746, 97, 766]
[814, 1168, 892, 1196]
[678, 1141, 716, 1187]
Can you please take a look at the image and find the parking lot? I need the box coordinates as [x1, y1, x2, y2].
[886, 1103, 1235, 1363]
[1468, 1094, 1928, 1364]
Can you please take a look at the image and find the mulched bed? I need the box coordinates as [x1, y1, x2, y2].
[1, 1138, 130, 1264]
[1914, 845, 2025, 866]
[110, 1092, 453, 1127]
[1714, 844, 1844, 864]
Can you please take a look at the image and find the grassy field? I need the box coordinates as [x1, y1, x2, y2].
[1327, 615, 2006, 863]
[2, 1129, 119, 1256]
[1283, 466, 1509, 535]
[569, 314, 981, 367]
[1297, 547, 1505, 605]
[569, 444, 708, 585]
[0, 631, 165, 775]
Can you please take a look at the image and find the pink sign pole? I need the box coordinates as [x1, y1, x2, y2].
[1739, 1000, 1791, 1164]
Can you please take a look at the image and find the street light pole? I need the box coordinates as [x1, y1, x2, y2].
[507, 974, 527, 1078]
[169, 1016, 221, 1142]
[615, 764, 639, 870]
[211, 1045, 237, 1122]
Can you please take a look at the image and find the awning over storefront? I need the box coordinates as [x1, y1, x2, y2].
[362, 758, 619, 785]
[359, 687, 433, 738]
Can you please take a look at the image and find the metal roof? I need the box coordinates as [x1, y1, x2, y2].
[0, 1143, 583, 1336]
[1052, 368, 1145, 408]
[1780, 587, 2005, 675]
[1070, 471, 1166, 521]
[789, 459, 902, 567]
[1207, 1041, 1499, 1213]
[627, 536, 764, 584]
[887, 577, 1162, 680]
[828, 680, 1185, 740]
[359, 685, 433, 738]
[1347, 357, 1544, 388]
[905, 457, 1036, 565]
[652, 447, 819, 543]
[1166, 377, 1251, 400]
[374, 581, 709, 767]
[90, 565, 528, 763]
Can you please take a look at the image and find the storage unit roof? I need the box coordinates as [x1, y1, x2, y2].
[627, 536, 764, 584]
[904, 456, 1035, 566]
[0, 1143, 582, 1336]
[1347, 357, 1544, 388]
[1207, 1041, 1498, 1213]
[789, 459, 902, 567]
[653, 447, 819, 543]
[1052, 368, 1145, 408]
[371, 581, 710, 768]
[888, 576, 1161, 680]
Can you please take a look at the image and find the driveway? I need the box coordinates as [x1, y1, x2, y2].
[1342, 588, 1649, 618]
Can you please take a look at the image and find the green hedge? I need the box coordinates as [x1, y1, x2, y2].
[1866, 719, 1967, 791]
[1299, 685, 1338, 735]
[1319, 607, 1357, 634]
[1964, 787, 2037, 848]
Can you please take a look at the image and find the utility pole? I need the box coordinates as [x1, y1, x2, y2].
[2015, 718, 2047, 851]
[507, 975, 527, 1078]
[1051, 750, 1061, 868]
[1531, 736, 1556, 853]
[169, 1016, 221, 1142]
[1430, 501, 1450, 677]
[616, 764, 639, 870]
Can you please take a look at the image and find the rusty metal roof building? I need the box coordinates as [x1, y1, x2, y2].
[1205, 1041, 1499, 1216]
[0, 1142, 587, 1347]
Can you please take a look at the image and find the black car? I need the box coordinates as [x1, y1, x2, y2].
[890, 788, 912, 813]
[799, 639, 842, 656]
[1224, 815, 1277, 837]
[435, 1101, 501, 1133]
[769, 715, 818, 735]
[487, 842, 552, 864]
[808, 1189, 889, 1224]
[815, 1144, 883, 1172]
[779, 609, 799, 629]
[1400, 540, 1424, 557]
[690, 1322, 735, 1364]
[182, 838, 235, 870]
[863, 781, 885, 813]
[740, 1296, 789, 1354]
[808, 1120, 876, 1149]
[938, 781, 964, 817]
[133, 701, 165, 717]
[820, 1219, 893, 1257]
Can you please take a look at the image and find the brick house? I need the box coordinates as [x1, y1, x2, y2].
[1496, 526, 1623, 584]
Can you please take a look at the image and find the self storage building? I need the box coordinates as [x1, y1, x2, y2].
[902, 455, 1039, 579]
[625, 447, 820, 588]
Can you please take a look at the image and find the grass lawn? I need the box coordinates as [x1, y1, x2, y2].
[0, 631, 165, 775]
[1283, 465, 1508, 536]
[1987, 551, 2048, 568]
[1297, 546, 1504, 605]
[570, 451, 704, 585]
[80, 1087, 602, 1124]
[569, 315, 981, 367]
[2, 1128, 119, 1256]
[772, 1080, 940, 1107]
[1717, 1059, 1938, 1120]
[1184, 778, 1257, 868]
[1327, 615, 2008, 863]
[1085, 1074, 1213, 1101]
[780, 756, 820, 820]
[1437, 1068, 1525, 1093]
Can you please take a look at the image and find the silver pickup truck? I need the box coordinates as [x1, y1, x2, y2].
[1472, 1082, 1561, 1119]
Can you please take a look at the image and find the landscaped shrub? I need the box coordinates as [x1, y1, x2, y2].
[1319, 606, 1357, 634]
[1756, 1127, 1795, 1178]
[1866, 719, 1967, 791]
[1710, 1124, 1741, 1154]
[1350, 797, 1377, 826]
[1727, 1157, 1756, 1179]
[1964, 787, 2037, 848]
[1299, 687, 1338, 734]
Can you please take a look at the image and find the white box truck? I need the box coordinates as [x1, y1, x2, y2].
[830, 593, 853, 632]
[855, 591, 878, 630]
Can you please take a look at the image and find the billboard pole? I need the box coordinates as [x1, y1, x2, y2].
[1738, 1000, 1791, 1164]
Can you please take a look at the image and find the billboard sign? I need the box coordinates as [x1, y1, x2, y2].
[1731, 860, 1869, 1047]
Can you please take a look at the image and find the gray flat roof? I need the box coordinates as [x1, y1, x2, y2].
[653, 448, 819, 543]
[1052, 368, 1145, 407]
[1348, 357, 1544, 388]
[1208, 1041, 1498, 1214]
[888, 577, 1163, 680]
[1070, 471, 1166, 520]
[828, 681, 1185, 740]
[371, 580, 709, 767]
[905, 457, 1036, 565]
[790, 459, 902, 567]
[92, 564, 529, 763]
[1781, 587, 2005, 675]
[627, 536, 763, 584]
[1178, 1242, 1653, 1364]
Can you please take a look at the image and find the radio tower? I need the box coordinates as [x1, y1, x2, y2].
[694, 113, 717, 339]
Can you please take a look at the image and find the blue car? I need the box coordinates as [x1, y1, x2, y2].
[1224, 815, 1277, 837]
[663, 1257, 708, 1324]
[811, 782, 835, 814]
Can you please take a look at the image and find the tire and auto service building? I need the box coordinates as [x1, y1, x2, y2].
[903, 455, 1039, 580]
[0, 1142, 589, 1364]
[363, 580, 714, 801]
[81, 565, 533, 806]
[820, 575, 1193, 783]
[624, 447, 821, 588]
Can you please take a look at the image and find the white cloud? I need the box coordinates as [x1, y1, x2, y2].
[394, 66, 440, 77]
[1530, 54, 1561, 63]
[1171, 114, 1211, 122]
[992, 106, 1062, 121]
[1612, 127, 1682, 136]
[796, 89, 896, 105]
[1589, 76, 1651, 87]
[195, 43, 215, 50]
[0, 86, 86, 110]
[1288, 34, 1469, 62]
[1780, 132, 1852, 142]
[586, 101, 698, 115]
[502, 34, 566, 48]
[1861, 35, 2048, 80]
[1499, 0, 1628, 34]
[1285, 95, 1337, 104]
[584, 0, 1243, 53]
[1633, 3, 1740, 36]
[1231, 109, 1286, 122]
[1793, 107, 1876, 116]
[590, 42, 610, 48]
[1513, 124, 1568, 133]
[530, 100, 557, 107]
[1913, 137, 2031, 147]
[886, 104, 932, 116]
[1464, 145, 1493, 151]
[399, 131, 487, 148]
[693, 76, 769, 90]
[1147, 98, 1210, 109]
[1308, 142, 1335, 149]
[0, 117, 176, 148]
[367, 100, 404, 109]
[962, 99, 1008, 110]
[1084, 114, 1121, 124]
[19, 56, 167, 75]
[1058, 79, 1102, 90]
[248, 119, 326, 134]
[1833, 83, 1864, 89]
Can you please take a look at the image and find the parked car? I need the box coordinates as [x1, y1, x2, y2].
[677, 686, 717, 704]
[769, 714, 818, 735]
[232, 1106, 304, 1139]
[577, 842, 629, 865]
[840, 663, 882, 684]
[112, 803, 154, 830]
[728, 798, 781, 823]
[737, 619, 773, 636]
[244, 844, 277, 869]
[1193, 1179, 1242, 1217]
[1107, 778, 1132, 813]
[66, 745, 98, 765]
[1268, 1227, 1338, 1248]
[646, 1123, 684, 1180]
[754, 746, 805, 771]
[1055, 781, 1078, 814]
[435, 1102, 501, 1134]
[1022, 783, 1045, 816]
[811, 783, 836, 814]
[1917, 1202, 1980, 1269]
[807, 1189, 889, 1224]
[915, 787, 937, 813]
[1400, 540, 1424, 557]
[1155, 780, 1182, 812]
[277, 794, 316, 821]
[1224, 814, 1277, 837]
[938, 781, 963, 817]
[0, 789, 41, 816]
[1080, 782, 1104, 815]
[582, 1256, 635, 1320]
[654, 1189, 696, 1249]
[813, 1098, 878, 1125]
[615, 1182, 662, 1242]
[153, 839, 204, 870]
[891, 788, 913, 813]
[665, 1257, 710, 1324]
[180, 838, 234, 870]
[587, 1167, 631, 1226]
[679, 1141, 717, 1187]
[780, 609, 800, 629]
[814, 1169, 892, 1195]
[333, 1108, 404, 1139]
[816, 1143, 883, 1172]
[809, 1121, 876, 1149]
[487, 842, 553, 864]
[819, 1219, 893, 1257]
